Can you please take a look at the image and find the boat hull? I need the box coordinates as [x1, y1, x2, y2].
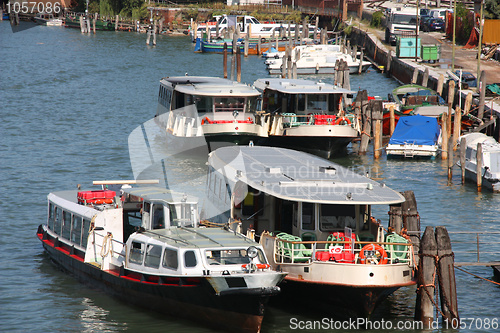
[268, 64, 371, 75]
[37, 227, 272, 333]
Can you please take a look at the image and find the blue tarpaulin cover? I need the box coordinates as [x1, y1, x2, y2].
[389, 115, 440, 145]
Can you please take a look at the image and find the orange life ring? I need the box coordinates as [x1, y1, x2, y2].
[335, 117, 351, 125]
[359, 244, 388, 265]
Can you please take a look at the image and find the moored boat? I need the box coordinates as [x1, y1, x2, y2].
[205, 146, 416, 317]
[458, 133, 500, 192]
[253, 78, 360, 158]
[157, 76, 269, 151]
[34, 12, 63, 26]
[37, 180, 285, 333]
[386, 115, 441, 158]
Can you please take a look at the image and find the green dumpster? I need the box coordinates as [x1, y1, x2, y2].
[396, 37, 421, 58]
[421, 44, 441, 63]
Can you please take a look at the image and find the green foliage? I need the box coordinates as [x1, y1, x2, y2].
[100, 0, 114, 17]
[485, 0, 500, 19]
[371, 11, 384, 28]
[119, 0, 143, 17]
[131, 3, 148, 21]
[455, 3, 473, 44]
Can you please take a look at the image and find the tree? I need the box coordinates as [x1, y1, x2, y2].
[484, 0, 500, 19]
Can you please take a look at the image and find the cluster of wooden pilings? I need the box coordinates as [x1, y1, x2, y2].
[417, 226, 459, 329]
[222, 44, 242, 82]
[388, 191, 459, 328]
[352, 91, 384, 156]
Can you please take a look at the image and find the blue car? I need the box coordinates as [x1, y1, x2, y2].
[423, 18, 445, 32]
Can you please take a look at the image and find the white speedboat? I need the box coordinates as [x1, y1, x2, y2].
[205, 146, 416, 317]
[265, 44, 371, 75]
[37, 180, 285, 333]
[253, 78, 360, 158]
[458, 133, 500, 192]
[157, 76, 269, 151]
[34, 12, 63, 26]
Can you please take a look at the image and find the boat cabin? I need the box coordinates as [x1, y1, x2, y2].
[158, 76, 261, 123]
[206, 146, 404, 243]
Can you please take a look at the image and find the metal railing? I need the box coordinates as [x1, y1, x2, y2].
[274, 238, 414, 266]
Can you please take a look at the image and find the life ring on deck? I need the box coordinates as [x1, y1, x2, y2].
[201, 117, 212, 125]
[335, 117, 351, 125]
[359, 244, 388, 265]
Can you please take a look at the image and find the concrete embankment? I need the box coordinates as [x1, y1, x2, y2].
[346, 18, 500, 138]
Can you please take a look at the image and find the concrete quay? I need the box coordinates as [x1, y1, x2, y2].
[347, 16, 500, 136]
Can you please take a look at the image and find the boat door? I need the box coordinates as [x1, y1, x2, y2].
[141, 202, 167, 230]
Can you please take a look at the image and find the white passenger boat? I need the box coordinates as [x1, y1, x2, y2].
[253, 78, 360, 158]
[458, 133, 500, 192]
[37, 180, 285, 333]
[156, 76, 269, 151]
[265, 44, 371, 75]
[205, 146, 416, 317]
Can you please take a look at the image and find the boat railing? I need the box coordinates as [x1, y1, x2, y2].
[274, 238, 414, 266]
[278, 113, 358, 128]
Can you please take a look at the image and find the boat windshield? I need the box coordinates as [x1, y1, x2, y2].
[205, 248, 265, 265]
[169, 203, 197, 227]
[319, 204, 356, 231]
[214, 97, 246, 113]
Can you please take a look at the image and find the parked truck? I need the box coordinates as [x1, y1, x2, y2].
[385, 6, 419, 45]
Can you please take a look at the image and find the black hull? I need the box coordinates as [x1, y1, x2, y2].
[37, 227, 269, 333]
[263, 136, 353, 159]
[274, 278, 407, 318]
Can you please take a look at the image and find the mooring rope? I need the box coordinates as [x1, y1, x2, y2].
[455, 265, 500, 286]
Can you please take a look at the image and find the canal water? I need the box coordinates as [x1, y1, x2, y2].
[1, 22, 499, 332]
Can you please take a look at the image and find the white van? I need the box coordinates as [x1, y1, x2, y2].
[429, 9, 452, 20]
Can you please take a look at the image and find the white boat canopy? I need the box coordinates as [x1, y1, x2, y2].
[208, 146, 405, 205]
[162, 76, 260, 97]
[253, 78, 355, 95]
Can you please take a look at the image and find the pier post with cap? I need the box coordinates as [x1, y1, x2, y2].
[460, 137, 466, 184]
[477, 142, 483, 191]
[223, 43, 228, 78]
[441, 113, 448, 160]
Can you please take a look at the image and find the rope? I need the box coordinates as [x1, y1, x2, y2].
[455, 265, 500, 286]
[87, 214, 97, 246]
[100, 232, 113, 258]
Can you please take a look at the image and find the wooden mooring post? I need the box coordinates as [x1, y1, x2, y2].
[460, 137, 466, 184]
[236, 47, 241, 83]
[223, 43, 228, 78]
[477, 142, 483, 192]
[441, 114, 448, 160]
[416, 226, 437, 329]
[389, 105, 395, 136]
[448, 133, 454, 182]
[478, 70, 486, 120]
[452, 106, 461, 151]
[447, 80, 455, 140]
[437, 74, 445, 96]
[402, 191, 420, 265]
[372, 101, 383, 160]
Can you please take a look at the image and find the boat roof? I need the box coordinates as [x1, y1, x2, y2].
[161, 76, 260, 97]
[392, 84, 434, 95]
[208, 146, 405, 205]
[122, 186, 198, 205]
[461, 133, 500, 151]
[142, 226, 257, 249]
[253, 78, 354, 95]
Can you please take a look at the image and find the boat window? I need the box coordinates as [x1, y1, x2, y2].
[328, 94, 340, 112]
[246, 96, 258, 114]
[194, 96, 212, 113]
[48, 203, 55, 230]
[302, 203, 315, 230]
[71, 215, 82, 245]
[144, 244, 162, 268]
[297, 94, 306, 112]
[162, 248, 179, 270]
[306, 94, 328, 112]
[129, 241, 145, 265]
[206, 249, 252, 265]
[54, 207, 62, 235]
[319, 204, 356, 231]
[169, 203, 196, 228]
[214, 97, 245, 113]
[82, 219, 91, 248]
[152, 204, 165, 229]
[184, 250, 197, 268]
[242, 188, 264, 216]
[62, 211, 72, 239]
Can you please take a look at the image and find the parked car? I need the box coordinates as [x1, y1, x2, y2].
[429, 9, 452, 20]
[422, 18, 445, 32]
[419, 16, 432, 31]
